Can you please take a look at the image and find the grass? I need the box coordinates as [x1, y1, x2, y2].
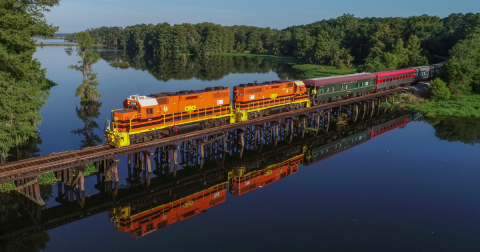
[110, 61, 130, 68]
[380, 92, 480, 118]
[0, 163, 97, 193]
[415, 93, 480, 117]
[291, 64, 358, 79]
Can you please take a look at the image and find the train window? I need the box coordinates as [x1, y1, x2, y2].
[320, 89, 324, 94]
[332, 87, 335, 91]
[345, 85, 348, 89]
[366, 82, 369, 86]
[272, 85, 280, 89]
[327, 88, 330, 92]
[351, 84, 355, 88]
[146, 108, 153, 115]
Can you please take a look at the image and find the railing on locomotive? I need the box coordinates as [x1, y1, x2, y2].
[126, 105, 232, 132]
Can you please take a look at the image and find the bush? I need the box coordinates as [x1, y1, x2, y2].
[430, 78, 451, 100]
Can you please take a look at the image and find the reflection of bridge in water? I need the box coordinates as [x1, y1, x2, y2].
[0, 103, 415, 242]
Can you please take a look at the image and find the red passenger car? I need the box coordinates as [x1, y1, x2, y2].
[374, 69, 416, 90]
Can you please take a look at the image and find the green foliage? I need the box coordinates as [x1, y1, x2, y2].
[0, 181, 15, 192]
[69, 32, 101, 101]
[292, 64, 357, 79]
[76, 13, 480, 67]
[110, 61, 130, 68]
[362, 35, 428, 72]
[416, 93, 480, 117]
[0, 0, 60, 162]
[430, 78, 451, 100]
[442, 33, 480, 92]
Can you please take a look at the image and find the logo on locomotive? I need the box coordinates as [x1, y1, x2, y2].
[185, 105, 197, 111]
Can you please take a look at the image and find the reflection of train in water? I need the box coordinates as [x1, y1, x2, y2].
[109, 182, 227, 238]
[108, 112, 413, 237]
[305, 114, 411, 165]
[230, 154, 303, 196]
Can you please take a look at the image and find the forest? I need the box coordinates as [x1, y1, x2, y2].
[71, 13, 478, 70]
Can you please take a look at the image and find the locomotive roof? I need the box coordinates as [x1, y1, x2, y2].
[146, 86, 229, 98]
[236, 80, 293, 88]
[303, 73, 376, 87]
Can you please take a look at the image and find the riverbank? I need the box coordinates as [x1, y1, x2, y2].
[415, 93, 480, 117]
[36, 44, 106, 47]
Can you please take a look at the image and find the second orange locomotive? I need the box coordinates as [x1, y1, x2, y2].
[106, 81, 309, 147]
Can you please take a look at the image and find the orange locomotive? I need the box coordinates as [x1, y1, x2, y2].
[110, 183, 227, 238]
[233, 80, 309, 121]
[105, 81, 310, 147]
[230, 154, 303, 196]
[105, 87, 233, 147]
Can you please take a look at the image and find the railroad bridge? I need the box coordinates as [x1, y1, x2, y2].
[0, 91, 411, 242]
[0, 88, 403, 209]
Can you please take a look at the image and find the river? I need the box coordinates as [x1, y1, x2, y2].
[1, 46, 480, 252]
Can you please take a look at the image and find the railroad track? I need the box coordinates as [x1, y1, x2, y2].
[0, 87, 404, 183]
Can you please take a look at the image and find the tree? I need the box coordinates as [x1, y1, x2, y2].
[442, 33, 480, 92]
[0, 0, 60, 162]
[69, 32, 101, 101]
[430, 78, 451, 100]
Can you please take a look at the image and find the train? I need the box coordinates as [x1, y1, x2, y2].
[104, 62, 443, 148]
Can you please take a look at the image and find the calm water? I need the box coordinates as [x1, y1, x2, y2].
[34, 38, 75, 44]
[1, 47, 480, 252]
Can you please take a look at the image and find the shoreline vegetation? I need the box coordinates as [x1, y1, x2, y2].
[36, 43, 106, 47]
[110, 61, 130, 68]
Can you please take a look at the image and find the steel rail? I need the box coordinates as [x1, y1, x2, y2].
[0, 87, 404, 183]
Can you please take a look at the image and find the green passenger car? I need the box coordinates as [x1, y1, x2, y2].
[303, 73, 377, 105]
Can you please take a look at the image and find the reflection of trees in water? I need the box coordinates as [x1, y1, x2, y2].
[71, 101, 103, 149]
[0, 192, 51, 252]
[423, 117, 480, 145]
[64, 46, 74, 56]
[1, 231, 50, 252]
[97, 50, 301, 82]
[5, 135, 42, 163]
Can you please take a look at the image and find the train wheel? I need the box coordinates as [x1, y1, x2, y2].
[207, 120, 214, 128]
[259, 110, 264, 118]
[214, 119, 221, 127]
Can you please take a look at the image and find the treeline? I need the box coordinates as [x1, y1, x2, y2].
[77, 13, 479, 70]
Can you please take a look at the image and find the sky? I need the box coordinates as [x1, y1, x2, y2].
[47, 0, 479, 33]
